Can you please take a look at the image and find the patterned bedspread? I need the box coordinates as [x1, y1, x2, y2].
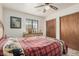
[0, 36, 68, 56]
[0, 39, 7, 56]
[19, 36, 68, 56]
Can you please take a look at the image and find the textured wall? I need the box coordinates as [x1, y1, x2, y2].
[3, 8, 45, 37]
[0, 4, 3, 22]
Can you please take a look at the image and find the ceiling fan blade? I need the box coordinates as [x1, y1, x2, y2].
[35, 5, 45, 8]
[43, 8, 46, 13]
[49, 5, 58, 10]
[45, 3, 50, 5]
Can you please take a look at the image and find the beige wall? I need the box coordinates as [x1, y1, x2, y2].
[46, 4, 79, 20]
[3, 8, 45, 38]
[0, 4, 3, 22]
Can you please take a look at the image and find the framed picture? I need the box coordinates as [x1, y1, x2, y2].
[10, 16, 21, 29]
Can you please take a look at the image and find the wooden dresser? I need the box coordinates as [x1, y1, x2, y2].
[23, 33, 43, 37]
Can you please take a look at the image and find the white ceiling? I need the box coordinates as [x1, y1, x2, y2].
[1, 3, 77, 17]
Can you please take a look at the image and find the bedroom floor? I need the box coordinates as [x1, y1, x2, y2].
[65, 48, 79, 56]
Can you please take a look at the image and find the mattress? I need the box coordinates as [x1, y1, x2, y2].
[0, 36, 68, 56]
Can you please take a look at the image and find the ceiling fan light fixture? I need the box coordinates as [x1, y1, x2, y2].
[35, 3, 58, 13]
[45, 6, 50, 10]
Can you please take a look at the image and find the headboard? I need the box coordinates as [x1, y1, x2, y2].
[0, 20, 4, 40]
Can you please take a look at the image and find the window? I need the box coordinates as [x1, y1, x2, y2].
[26, 19, 38, 33]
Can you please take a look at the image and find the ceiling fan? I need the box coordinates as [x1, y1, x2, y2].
[35, 3, 58, 13]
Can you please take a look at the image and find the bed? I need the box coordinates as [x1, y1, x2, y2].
[0, 36, 68, 56]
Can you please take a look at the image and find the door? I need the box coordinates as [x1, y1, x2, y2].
[60, 12, 79, 51]
[46, 19, 56, 38]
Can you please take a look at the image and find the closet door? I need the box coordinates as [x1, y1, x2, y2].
[60, 12, 79, 50]
[46, 19, 56, 38]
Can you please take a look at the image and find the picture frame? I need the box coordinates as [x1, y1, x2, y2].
[10, 16, 21, 29]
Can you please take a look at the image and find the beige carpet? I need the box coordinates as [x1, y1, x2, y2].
[66, 48, 79, 56]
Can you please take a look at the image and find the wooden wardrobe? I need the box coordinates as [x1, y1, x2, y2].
[46, 19, 56, 38]
[60, 12, 79, 51]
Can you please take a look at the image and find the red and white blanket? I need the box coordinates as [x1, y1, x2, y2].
[0, 36, 68, 56]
